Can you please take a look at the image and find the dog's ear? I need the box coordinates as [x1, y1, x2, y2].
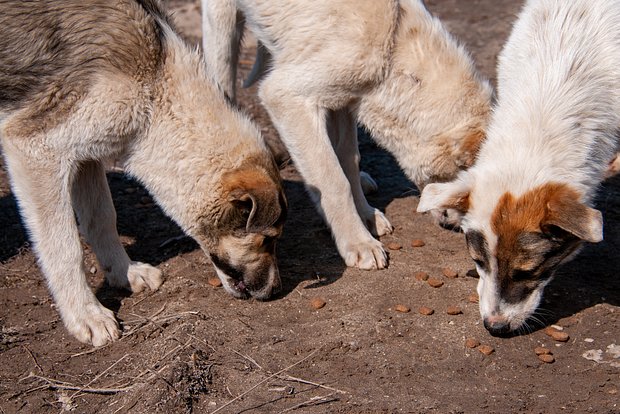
[417, 178, 471, 215]
[224, 168, 285, 233]
[543, 195, 603, 243]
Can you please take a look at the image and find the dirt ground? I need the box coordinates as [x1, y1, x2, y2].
[1, 0, 619, 413]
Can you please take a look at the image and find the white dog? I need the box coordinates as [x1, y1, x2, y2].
[202, 0, 492, 270]
[0, 0, 286, 346]
[418, 0, 620, 335]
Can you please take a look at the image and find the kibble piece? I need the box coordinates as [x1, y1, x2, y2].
[442, 268, 459, 278]
[427, 278, 444, 288]
[387, 242, 402, 251]
[207, 277, 222, 287]
[538, 354, 555, 363]
[467, 293, 479, 303]
[394, 304, 411, 313]
[418, 306, 434, 315]
[411, 239, 426, 247]
[534, 346, 552, 356]
[310, 297, 326, 309]
[477, 345, 495, 355]
[446, 306, 462, 315]
[465, 338, 480, 349]
[414, 271, 429, 281]
[544, 327, 569, 342]
[466, 269, 479, 278]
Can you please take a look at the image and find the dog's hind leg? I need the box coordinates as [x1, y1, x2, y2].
[71, 161, 163, 293]
[260, 74, 387, 270]
[327, 108, 393, 237]
[1, 145, 120, 346]
[202, 0, 244, 101]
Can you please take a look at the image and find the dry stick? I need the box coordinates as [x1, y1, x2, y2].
[277, 393, 338, 414]
[210, 348, 323, 414]
[278, 374, 347, 395]
[69, 353, 131, 400]
[22, 346, 43, 374]
[23, 374, 133, 394]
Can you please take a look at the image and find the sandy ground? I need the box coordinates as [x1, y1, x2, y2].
[1, 1, 618, 413]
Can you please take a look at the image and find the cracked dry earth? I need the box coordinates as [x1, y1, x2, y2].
[1, 0, 618, 413]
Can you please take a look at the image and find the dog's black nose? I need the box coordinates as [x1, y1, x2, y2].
[483, 318, 511, 336]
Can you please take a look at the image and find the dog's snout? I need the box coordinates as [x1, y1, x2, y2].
[483, 316, 511, 336]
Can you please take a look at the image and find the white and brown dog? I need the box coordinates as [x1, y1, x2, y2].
[0, 0, 286, 346]
[202, 0, 492, 270]
[418, 0, 620, 335]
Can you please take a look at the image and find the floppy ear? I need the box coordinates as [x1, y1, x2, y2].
[224, 168, 285, 233]
[543, 196, 603, 243]
[417, 179, 471, 214]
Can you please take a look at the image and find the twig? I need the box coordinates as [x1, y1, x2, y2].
[210, 347, 322, 414]
[22, 346, 43, 374]
[21, 374, 132, 395]
[277, 393, 338, 413]
[69, 354, 130, 399]
[277, 374, 347, 394]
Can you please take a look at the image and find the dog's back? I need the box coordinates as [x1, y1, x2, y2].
[0, 0, 164, 117]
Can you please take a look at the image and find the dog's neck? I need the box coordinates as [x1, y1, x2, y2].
[123, 30, 271, 243]
[355, 0, 492, 190]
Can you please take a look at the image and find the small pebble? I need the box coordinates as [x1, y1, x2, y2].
[411, 239, 426, 247]
[418, 306, 434, 315]
[465, 338, 481, 348]
[442, 268, 459, 278]
[446, 306, 462, 315]
[89, 266, 97, 274]
[387, 242, 402, 251]
[427, 278, 444, 288]
[584, 338, 594, 343]
[477, 345, 495, 355]
[538, 354, 555, 364]
[467, 293, 479, 303]
[544, 326, 569, 342]
[414, 271, 429, 281]
[534, 346, 552, 355]
[394, 304, 411, 313]
[310, 297, 326, 310]
[207, 277, 222, 287]
[466, 269, 479, 278]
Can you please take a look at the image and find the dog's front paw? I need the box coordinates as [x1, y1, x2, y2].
[341, 238, 388, 270]
[362, 208, 393, 237]
[126, 262, 164, 293]
[64, 302, 120, 347]
[360, 171, 378, 194]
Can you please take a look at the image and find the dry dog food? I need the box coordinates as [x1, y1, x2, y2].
[411, 239, 426, 247]
[465, 338, 481, 348]
[207, 277, 222, 287]
[394, 304, 411, 313]
[538, 354, 555, 363]
[418, 306, 434, 315]
[477, 345, 495, 355]
[310, 297, 326, 309]
[427, 278, 444, 288]
[446, 306, 462, 315]
[534, 346, 551, 355]
[387, 242, 402, 251]
[467, 293, 479, 303]
[544, 326, 569, 342]
[414, 271, 429, 281]
[442, 268, 459, 278]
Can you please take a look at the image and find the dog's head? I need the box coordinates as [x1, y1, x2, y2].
[418, 177, 603, 335]
[202, 163, 287, 300]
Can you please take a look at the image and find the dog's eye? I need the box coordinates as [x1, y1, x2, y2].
[471, 257, 487, 271]
[512, 269, 535, 281]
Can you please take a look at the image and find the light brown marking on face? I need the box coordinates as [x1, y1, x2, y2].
[459, 127, 486, 168]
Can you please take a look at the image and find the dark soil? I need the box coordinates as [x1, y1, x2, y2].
[1, 1, 618, 413]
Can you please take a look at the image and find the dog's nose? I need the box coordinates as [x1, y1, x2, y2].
[483, 317, 511, 336]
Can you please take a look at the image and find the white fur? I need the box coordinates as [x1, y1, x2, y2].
[419, 0, 620, 332]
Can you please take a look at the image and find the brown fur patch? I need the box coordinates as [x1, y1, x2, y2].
[459, 127, 486, 168]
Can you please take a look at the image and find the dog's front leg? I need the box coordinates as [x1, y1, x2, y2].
[260, 76, 387, 270]
[327, 108, 393, 237]
[2, 147, 120, 346]
[71, 161, 163, 293]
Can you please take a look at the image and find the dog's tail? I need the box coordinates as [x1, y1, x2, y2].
[201, 0, 244, 101]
